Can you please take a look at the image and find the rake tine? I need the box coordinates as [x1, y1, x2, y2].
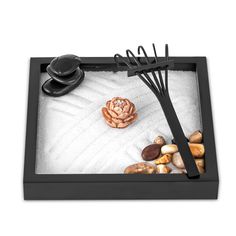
[150, 70, 163, 95]
[138, 45, 150, 64]
[136, 73, 160, 99]
[157, 69, 165, 94]
[152, 43, 159, 63]
[142, 71, 160, 93]
[114, 54, 133, 69]
[126, 49, 141, 66]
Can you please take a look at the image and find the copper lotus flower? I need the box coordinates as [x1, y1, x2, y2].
[102, 97, 138, 128]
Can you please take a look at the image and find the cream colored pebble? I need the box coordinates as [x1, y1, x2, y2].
[172, 152, 185, 169]
[195, 159, 204, 168]
[156, 164, 172, 174]
[154, 136, 166, 147]
[161, 144, 178, 155]
[171, 169, 184, 174]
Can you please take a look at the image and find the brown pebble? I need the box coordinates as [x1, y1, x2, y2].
[141, 144, 161, 161]
[154, 136, 166, 147]
[189, 130, 203, 143]
[124, 162, 157, 174]
[189, 143, 205, 158]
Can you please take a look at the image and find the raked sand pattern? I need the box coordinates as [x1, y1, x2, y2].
[36, 71, 201, 174]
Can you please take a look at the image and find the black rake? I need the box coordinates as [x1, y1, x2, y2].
[114, 44, 200, 178]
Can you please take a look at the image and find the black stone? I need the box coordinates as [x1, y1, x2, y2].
[49, 54, 81, 76]
[47, 67, 83, 85]
[42, 54, 85, 97]
[42, 71, 84, 97]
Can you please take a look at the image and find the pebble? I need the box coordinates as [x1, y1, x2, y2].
[171, 169, 185, 174]
[42, 71, 84, 97]
[47, 67, 83, 85]
[49, 54, 81, 76]
[195, 159, 204, 168]
[172, 152, 185, 169]
[124, 162, 156, 174]
[189, 130, 203, 143]
[141, 144, 161, 161]
[196, 165, 205, 174]
[154, 136, 166, 147]
[155, 154, 172, 165]
[156, 164, 172, 174]
[189, 143, 205, 158]
[161, 144, 178, 155]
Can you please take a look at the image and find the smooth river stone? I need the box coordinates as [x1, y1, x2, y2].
[172, 152, 185, 169]
[141, 144, 161, 161]
[49, 54, 81, 76]
[189, 143, 205, 158]
[42, 71, 84, 97]
[156, 164, 172, 174]
[124, 162, 156, 174]
[154, 135, 166, 146]
[161, 144, 178, 155]
[189, 130, 203, 143]
[47, 67, 84, 85]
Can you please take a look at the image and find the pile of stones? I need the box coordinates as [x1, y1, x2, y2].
[124, 131, 205, 174]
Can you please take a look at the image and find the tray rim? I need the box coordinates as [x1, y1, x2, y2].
[24, 57, 218, 197]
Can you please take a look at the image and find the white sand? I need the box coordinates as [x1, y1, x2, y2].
[35, 71, 201, 174]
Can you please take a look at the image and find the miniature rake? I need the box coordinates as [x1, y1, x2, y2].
[114, 44, 200, 178]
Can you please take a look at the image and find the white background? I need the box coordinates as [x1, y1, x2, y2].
[0, 0, 235, 235]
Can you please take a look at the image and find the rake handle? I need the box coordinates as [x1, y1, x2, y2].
[158, 94, 200, 178]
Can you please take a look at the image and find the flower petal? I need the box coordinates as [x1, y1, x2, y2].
[117, 112, 129, 119]
[117, 122, 130, 128]
[107, 109, 118, 118]
[102, 107, 112, 120]
[113, 106, 122, 114]
[111, 118, 123, 124]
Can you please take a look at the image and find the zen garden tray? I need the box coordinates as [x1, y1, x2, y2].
[24, 53, 219, 199]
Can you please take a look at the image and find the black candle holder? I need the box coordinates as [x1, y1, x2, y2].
[114, 44, 200, 178]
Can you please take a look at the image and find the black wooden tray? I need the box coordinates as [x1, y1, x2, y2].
[24, 57, 219, 200]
